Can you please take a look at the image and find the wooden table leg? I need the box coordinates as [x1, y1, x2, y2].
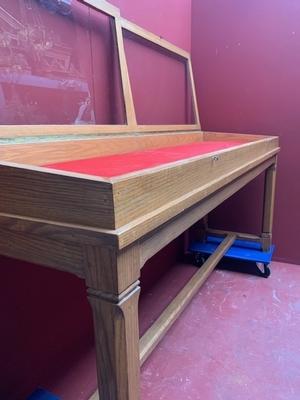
[88, 284, 140, 400]
[84, 245, 141, 400]
[261, 159, 277, 251]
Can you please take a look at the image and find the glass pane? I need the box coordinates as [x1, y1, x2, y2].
[0, 0, 125, 125]
[123, 29, 195, 125]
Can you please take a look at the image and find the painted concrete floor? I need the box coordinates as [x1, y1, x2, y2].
[49, 261, 300, 399]
[140, 261, 300, 400]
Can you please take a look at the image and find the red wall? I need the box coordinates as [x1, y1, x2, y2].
[191, 0, 300, 265]
[111, 0, 191, 52]
[0, 1, 192, 399]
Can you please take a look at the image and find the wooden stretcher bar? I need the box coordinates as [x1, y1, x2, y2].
[139, 234, 236, 365]
[206, 228, 261, 243]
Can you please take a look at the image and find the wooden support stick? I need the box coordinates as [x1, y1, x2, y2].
[187, 56, 201, 128]
[115, 18, 137, 128]
[261, 160, 277, 250]
[203, 214, 209, 230]
[207, 228, 261, 243]
[139, 234, 236, 365]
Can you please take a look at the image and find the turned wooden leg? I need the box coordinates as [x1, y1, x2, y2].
[88, 284, 140, 400]
[261, 160, 277, 251]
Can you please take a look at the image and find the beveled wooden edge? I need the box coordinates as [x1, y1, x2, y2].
[0, 1, 200, 140]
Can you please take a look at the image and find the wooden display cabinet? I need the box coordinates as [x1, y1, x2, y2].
[0, 1, 279, 399]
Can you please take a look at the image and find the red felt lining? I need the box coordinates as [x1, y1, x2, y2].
[45, 141, 244, 178]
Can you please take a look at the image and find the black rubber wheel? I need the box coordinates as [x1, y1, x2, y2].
[193, 253, 206, 267]
[256, 262, 271, 278]
[263, 264, 271, 278]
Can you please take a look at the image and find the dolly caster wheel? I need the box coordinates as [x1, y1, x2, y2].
[193, 253, 206, 267]
[257, 262, 271, 278]
[263, 264, 271, 278]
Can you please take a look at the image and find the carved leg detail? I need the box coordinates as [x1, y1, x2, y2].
[88, 283, 140, 400]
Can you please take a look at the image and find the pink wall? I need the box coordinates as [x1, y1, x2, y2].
[0, 1, 192, 399]
[191, 0, 300, 264]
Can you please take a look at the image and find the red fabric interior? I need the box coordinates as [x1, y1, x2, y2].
[45, 140, 244, 178]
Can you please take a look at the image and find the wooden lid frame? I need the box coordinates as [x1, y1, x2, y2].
[0, 0, 200, 139]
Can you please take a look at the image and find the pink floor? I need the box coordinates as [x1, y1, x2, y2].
[48, 261, 300, 400]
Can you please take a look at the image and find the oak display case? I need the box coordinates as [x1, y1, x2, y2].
[0, 1, 279, 399]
